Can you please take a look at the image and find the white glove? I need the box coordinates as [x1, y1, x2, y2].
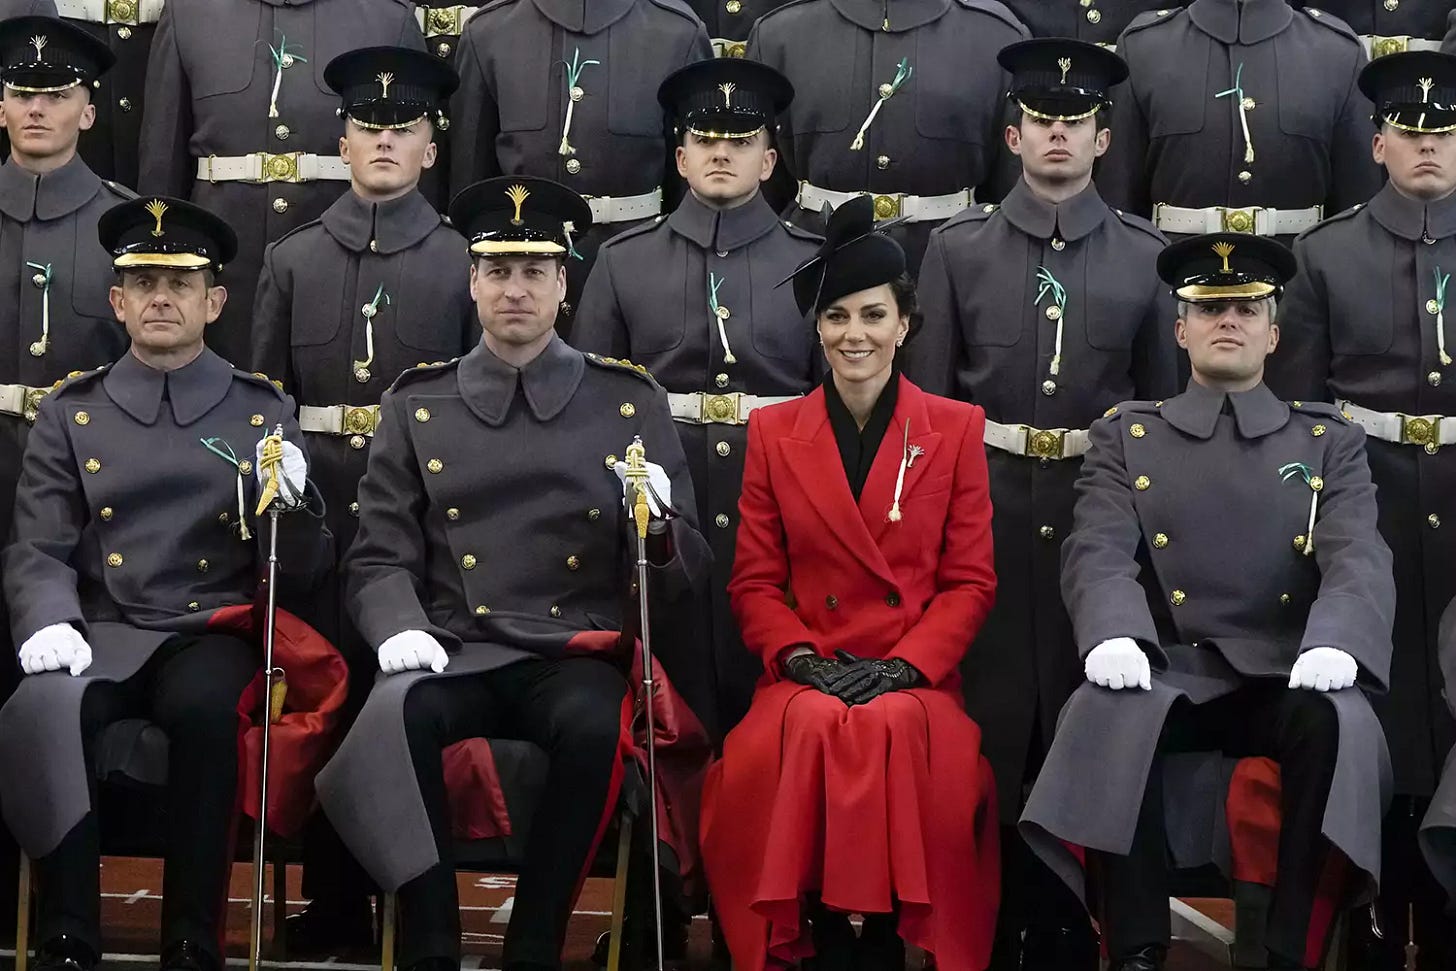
[1084, 636, 1151, 691]
[612, 458, 672, 519]
[1288, 647, 1358, 692]
[254, 436, 309, 509]
[18, 623, 92, 677]
[377, 630, 449, 675]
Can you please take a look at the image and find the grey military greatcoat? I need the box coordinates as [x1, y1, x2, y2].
[1300, 0, 1450, 48]
[1268, 184, 1456, 796]
[413, 4, 482, 209]
[1418, 600, 1456, 899]
[1098, 0, 1382, 231]
[252, 188, 476, 655]
[0, 348, 330, 857]
[905, 179, 1179, 821]
[448, 0, 712, 318]
[315, 337, 711, 891]
[746, 0, 1028, 274]
[573, 190, 820, 734]
[137, 0, 424, 369]
[1020, 382, 1395, 906]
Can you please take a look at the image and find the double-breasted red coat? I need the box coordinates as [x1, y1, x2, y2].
[700, 374, 1001, 971]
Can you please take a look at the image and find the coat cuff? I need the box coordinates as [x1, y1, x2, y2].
[353, 572, 460, 654]
[1301, 592, 1392, 692]
[1072, 579, 1162, 661]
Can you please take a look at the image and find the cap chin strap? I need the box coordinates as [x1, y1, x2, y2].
[1015, 99, 1102, 123]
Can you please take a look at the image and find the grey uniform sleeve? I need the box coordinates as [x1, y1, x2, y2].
[138, 1, 194, 198]
[902, 227, 959, 397]
[571, 248, 631, 357]
[345, 387, 459, 652]
[1, 397, 88, 645]
[252, 243, 293, 392]
[1264, 235, 1333, 403]
[1059, 416, 1164, 662]
[1131, 263, 1180, 401]
[1301, 423, 1395, 690]
[1097, 70, 1151, 217]
[448, 26, 503, 203]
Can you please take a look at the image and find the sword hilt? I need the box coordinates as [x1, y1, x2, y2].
[625, 436, 651, 540]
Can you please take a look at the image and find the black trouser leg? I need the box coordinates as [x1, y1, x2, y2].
[152, 635, 260, 959]
[1092, 748, 1172, 960]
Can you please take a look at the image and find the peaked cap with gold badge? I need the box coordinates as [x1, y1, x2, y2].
[0, 14, 113, 93]
[448, 176, 593, 258]
[1358, 49, 1456, 134]
[998, 37, 1127, 123]
[324, 45, 460, 131]
[657, 56, 794, 141]
[98, 196, 239, 275]
[1157, 232, 1296, 304]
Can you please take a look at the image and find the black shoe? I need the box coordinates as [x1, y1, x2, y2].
[160, 940, 217, 971]
[590, 915, 689, 967]
[804, 910, 856, 971]
[283, 898, 375, 956]
[856, 914, 905, 970]
[1109, 944, 1166, 971]
[33, 935, 97, 971]
[1022, 924, 1099, 970]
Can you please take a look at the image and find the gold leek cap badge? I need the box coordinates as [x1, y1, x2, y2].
[28, 35, 46, 60]
[145, 198, 168, 238]
[1058, 57, 1072, 85]
[1212, 241, 1235, 273]
[505, 184, 530, 226]
[376, 72, 394, 99]
[719, 82, 736, 108]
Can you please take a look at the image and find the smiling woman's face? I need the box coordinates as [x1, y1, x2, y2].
[1176, 298, 1278, 389]
[816, 283, 909, 388]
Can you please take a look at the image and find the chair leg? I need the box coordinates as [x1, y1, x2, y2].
[271, 852, 288, 961]
[380, 892, 396, 971]
[606, 815, 633, 971]
[16, 852, 30, 971]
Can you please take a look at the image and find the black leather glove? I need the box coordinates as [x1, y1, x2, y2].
[783, 651, 849, 697]
[831, 650, 922, 705]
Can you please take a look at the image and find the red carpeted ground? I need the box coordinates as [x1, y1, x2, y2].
[75, 858, 1239, 970]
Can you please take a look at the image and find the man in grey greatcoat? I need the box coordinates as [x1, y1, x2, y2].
[1021, 233, 1396, 971]
[315, 176, 710, 971]
[574, 56, 819, 738]
[1265, 50, 1456, 970]
[1300, 0, 1448, 61]
[1098, 0, 1382, 247]
[447, 0, 712, 328]
[0, 196, 329, 971]
[136, 0, 424, 369]
[250, 44, 477, 955]
[905, 38, 1178, 971]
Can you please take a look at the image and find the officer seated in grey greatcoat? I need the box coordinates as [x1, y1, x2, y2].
[0, 196, 330, 971]
[1020, 234, 1397, 971]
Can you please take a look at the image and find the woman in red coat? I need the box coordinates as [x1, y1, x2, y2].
[700, 197, 1000, 970]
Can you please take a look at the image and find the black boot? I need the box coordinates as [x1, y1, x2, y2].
[284, 895, 375, 956]
[1022, 923, 1099, 971]
[160, 940, 217, 971]
[1109, 943, 1166, 971]
[805, 909, 856, 971]
[856, 914, 905, 970]
[33, 935, 97, 971]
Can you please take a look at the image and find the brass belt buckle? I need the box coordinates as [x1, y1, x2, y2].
[260, 152, 302, 184]
[426, 6, 464, 36]
[1401, 414, 1440, 452]
[106, 0, 139, 25]
[1370, 35, 1410, 58]
[1220, 207, 1260, 234]
[702, 393, 740, 424]
[871, 193, 902, 221]
[724, 41, 748, 58]
[22, 386, 49, 424]
[342, 405, 379, 436]
[1025, 427, 1066, 460]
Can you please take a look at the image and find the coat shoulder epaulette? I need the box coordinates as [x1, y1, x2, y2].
[584, 352, 661, 389]
[101, 179, 136, 203]
[646, 0, 705, 24]
[389, 358, 461, 395]
[47, 365, 110, 399]
[237, 369, 288, 397]
[1288, 399, 1354, 426]
[754, 0, 818, 29]
[1294, 202, 1364, 245]
[1300, 7, 1359, 43]
[597, 214, 668, 253]
[934, 202, 1000, 236]
[1121, 6, 1178, 42]
[780, 217, 823, 244]
[267, 217, 327, 256]
[951, 0, 1029, 34]
[1110, 207, 1167, 246]
[1099, 399, 1163, 424]
[471, 0, 518, 23]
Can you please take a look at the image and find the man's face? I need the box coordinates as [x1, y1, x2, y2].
[470, 256, 566, 346]
[1176, 299, 1279, 387]
[338, 118, 437, 197]
[109, 268, 226, 354]
[1, 85, 93, 163]
[674, 131, 776, 206]
[1006, 112, 1109, 185]
[1374, 124, 1456, 201]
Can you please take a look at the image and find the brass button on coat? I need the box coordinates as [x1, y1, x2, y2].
[1129, 423, 1146, 438]
[475, 605, 490, 615]
[1429, 513, 1442, 529]
[188, 601, 200, 612]
[620, 403, 636, 418]
[1153, 532, 1168, 548]
[461, 554, 477, 569]
[427, 459, 443, 473]
[348, 502, 360, 517]
[415, 408, 431, 422]
[239, 460, 253, 475]
[85, 458, 101, 473]
[1050, 238, 1065, 251]
[1038, 525, 1055, 540]
[716, 441, 731, 456]
[1429, 371, 1443, 387]
[550, 605, 562, 618]
[196, 559, 208, 573]
[715, 513, 730, 528]
[565, 158, 582, 175]
[1170, 589, 1186, 606]
[107, 553, 123, 568]
[272, 198, 289, 214]
[74, 411, 89, 425]
[1134, 475, 1151, 490]
[100, 507, 113, 521]
[1045, 305, 1062, 321]
[250, 414, 265, 427]
[588, 508, 601, 521]
[715, 373, 730, 388]
[1041, 380, 1057, 396]
[349, 435, 367, 450]
[567, 555, 581, 571]
[446, 507, 460, 521]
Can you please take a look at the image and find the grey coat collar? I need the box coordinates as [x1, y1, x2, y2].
[1366, 182, 1456, 243]
[104, 347, 235, 427]
[998, 179, 1110, 243]
[530, 0, 635, 32]
[667, 190, 782, 252]
[1161, 378, 1289, 440]
[827, 0, 950, 32]
[456, 335, 584, 426]
[0, 154, 103, 222]
[1187, 0, 1294, 45]
[320, 189, 443, 255]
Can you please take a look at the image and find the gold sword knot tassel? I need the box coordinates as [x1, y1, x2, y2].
[255, 431, 285, 515]
[625, 435, 651, 540]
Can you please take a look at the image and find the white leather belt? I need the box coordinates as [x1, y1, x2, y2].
[1338, 399, 1456, 451]
[299, 404, 381, 437]
[196, 153, 350, 185]
[667, 391, 797, 425]
[712, 38, 749, 58]
[585, 189, 663, 225]
[797, 181, 974, 223]
[415, 4, 481, 37]
[52, 0, 163, 24]
[1361, 34, 1442, 59]
[0, 383, 52, 423]
[983, 419, 1091, 460]
[1153, 203, 1323, 237]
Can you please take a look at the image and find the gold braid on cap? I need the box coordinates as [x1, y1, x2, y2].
[505, 184, 530, 226]
[144, 199, 168, 238]
[1211, 241, 1235, 273]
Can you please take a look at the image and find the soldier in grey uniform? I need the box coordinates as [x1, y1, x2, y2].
[1099, 0, 1383, 246]
[575, 57, 818, 736]
[1001, 0, 1177, 44]
[905, 38, 1178, 971]
[1020, 234, 1395, 971]
[1298, 0, 1448, 61]
[411, 4, 482, 209]
[448, 0, 712, 328]
[684, 0, 788, 57]
[0, 196, 329, 971]
[1265, 49, 1456, 971]
[136, 0, 424, 370]
[314, 176, 710, 971]
[251, 45, 476, 955]
[745, 0, 1028, 275]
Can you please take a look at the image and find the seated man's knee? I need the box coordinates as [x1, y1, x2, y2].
[549, 661, 628, 753]
[1283, 691, 1341, 760]
[402, 681, 455, 744]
